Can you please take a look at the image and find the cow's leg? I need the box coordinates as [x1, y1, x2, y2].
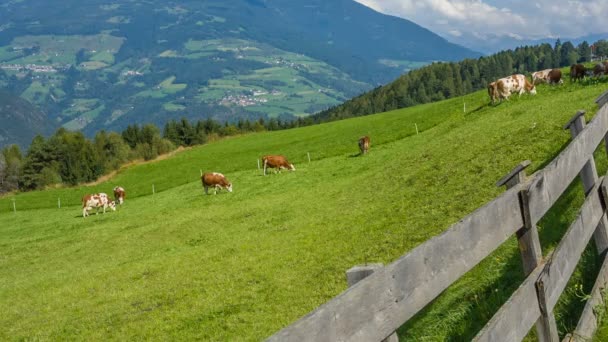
[263, 161, 267, 176]
[83, 207, 87, 218]
[214, 185, 219, 195]
[204, 185, 209, 195]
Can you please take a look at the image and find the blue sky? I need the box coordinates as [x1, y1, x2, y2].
[355, 0, 608, 42]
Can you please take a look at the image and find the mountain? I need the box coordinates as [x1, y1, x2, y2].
[0, 89, 54, 149]
[0, 0, 479, 143]
[452, 31, 608, 54]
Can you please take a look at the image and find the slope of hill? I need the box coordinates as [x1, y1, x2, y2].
[0, 0, 479, 142]
[0, 89, 54, 148]
[2, 78, 607, 340]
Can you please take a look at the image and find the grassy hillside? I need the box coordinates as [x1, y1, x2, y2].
[2, 78, 608, 340]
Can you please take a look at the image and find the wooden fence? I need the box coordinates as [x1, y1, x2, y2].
[267, 91, 608, 342]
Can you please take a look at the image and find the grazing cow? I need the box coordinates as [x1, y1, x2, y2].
[82, 193, 116, 218]
[487, 82, 498, 104]
[113, 186, 125, 205]
[201, 172, 233, 195]
[570, 64, 587, 82]
[262, 155, 295, 175]
[532, 69, 552, 84]
[488, 74, 537, 103]
[593, 63, 606, 77]
[547, 69, 563, 85]
[358, 136, 370, 155]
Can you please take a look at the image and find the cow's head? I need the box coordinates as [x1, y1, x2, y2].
[226, 183, 233, 193]
[529, 85, 537, 95]
[288, 163, 296, 171]
[109, 201, 117, 211]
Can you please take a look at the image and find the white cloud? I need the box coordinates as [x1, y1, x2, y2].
[355, 0, 608, 41]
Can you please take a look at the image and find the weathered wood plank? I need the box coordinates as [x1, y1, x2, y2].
[536, 181, 605, 312]
[267, 187, 524, 342]
[527, 106, 608, 224]
[569, 252, 608, 341]
[473, 261, 546, 342]
[497, 161, 557, 340]
[346, 264, 399, 342]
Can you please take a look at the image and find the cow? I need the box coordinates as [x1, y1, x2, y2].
[592, 63, 606, 78]
[532, 69, 552, 85]
[82, 193, 116, 218]
[570, 64, 587, 82]
[487, 82, 498, 104]
[262, 155, 295, 175]
[358, 136, 370, 155]
[201, 172, 233, 195]
[547, 68, 563, 85]
[113, 186, 125, 205]
[488, 74, 537, 103]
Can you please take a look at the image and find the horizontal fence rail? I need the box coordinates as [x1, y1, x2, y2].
[268, 91, 608, 342]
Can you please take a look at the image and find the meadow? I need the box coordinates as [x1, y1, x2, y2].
[2, 78, 608, 340]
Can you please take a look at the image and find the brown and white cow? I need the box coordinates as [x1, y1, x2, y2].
[82, 193, 116, 217]
[532, 69, 552, 85]
[262, 155, 295, 175]
[358, 136, 370, 155]
[592, 63, 606, 78]
[488, 74, 537, 103]
[201, 172, 233, 195]
[570, 64, 587, 82]
[113, 186, 125, 205]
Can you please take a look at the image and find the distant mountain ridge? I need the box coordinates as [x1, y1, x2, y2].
[0, 0, 479, 147]
[0, 90, 53, 149]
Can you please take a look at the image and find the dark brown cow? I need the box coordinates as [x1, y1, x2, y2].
[358, 136, 370, 155]
[201, 172, 233, 195]
[262, 155, 295, 175]
[570, 64, 587, 82]
[547, 69, 563, 84]
[113, 186, 125, 205]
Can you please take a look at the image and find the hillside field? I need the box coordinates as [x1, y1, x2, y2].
[3, 77, 608, 340]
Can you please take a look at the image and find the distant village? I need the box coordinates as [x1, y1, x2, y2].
[0, 63, 69, 73]
[219, 89, 282, 107]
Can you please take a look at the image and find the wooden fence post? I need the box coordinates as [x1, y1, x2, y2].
[497, 160, 559, 341]
[346, 264, 398, 342]
[595, 90, 608, 109]
[564, 111, 608, 255]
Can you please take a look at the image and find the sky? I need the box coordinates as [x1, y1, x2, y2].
[355, 0, 608, 45]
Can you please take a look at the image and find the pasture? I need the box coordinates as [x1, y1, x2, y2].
[2, 78, 608, 340]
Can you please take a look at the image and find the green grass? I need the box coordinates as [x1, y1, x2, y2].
[62, 105, 105, 131]
[3, 78, 608, 340]
[20, 81, 50, 104]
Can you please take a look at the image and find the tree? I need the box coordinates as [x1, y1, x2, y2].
[1, 145, 23, 192]
[594, 40, 608, 58]
[94, 130, 130, 172]
[560, 42, 578, 66]
[577, 41, 592, 62]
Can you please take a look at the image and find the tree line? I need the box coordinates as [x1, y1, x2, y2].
[2, 39, 607, 194]
[0, 116, 316, 193]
